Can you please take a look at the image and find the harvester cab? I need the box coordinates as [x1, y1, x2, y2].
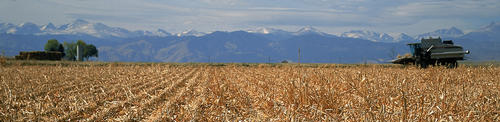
[408, 43, 422, 57]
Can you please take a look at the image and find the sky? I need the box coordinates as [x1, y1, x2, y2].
[1, 0, 499, 35]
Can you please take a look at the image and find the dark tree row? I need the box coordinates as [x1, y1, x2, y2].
[44, 39, 98, 61]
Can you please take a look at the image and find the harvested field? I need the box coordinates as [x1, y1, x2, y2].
[0, 63, 499, 121]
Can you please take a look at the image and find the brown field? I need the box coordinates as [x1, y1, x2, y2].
[0, 62, 499, 121]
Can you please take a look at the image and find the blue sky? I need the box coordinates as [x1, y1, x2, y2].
[1, 0, 499, 35]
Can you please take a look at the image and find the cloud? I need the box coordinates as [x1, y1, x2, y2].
[245, 7, 342, 13]
[66, 13, 145, 23]
[199, 0, 240, 5]
[388, 0, 500, 18]
[2, 0, 499, 34]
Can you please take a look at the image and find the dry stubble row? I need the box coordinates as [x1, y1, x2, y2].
[0, 64, 499, 121]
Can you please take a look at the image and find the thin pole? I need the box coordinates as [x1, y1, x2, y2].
[298, 48, 301, 64]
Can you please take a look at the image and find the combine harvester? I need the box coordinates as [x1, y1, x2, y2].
[391, 37, 470, 68]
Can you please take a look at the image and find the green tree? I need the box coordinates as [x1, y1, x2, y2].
[76, 40, 86, 48]
[58, 44, 65, 57]
[44, 39, 61, 52]
[84, 44, 98, 60]
[57, 44, 64, 53]
[63, 41, 77, 61]
[63, 40, 98, 61]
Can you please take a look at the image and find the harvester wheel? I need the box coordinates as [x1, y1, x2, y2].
[416, 59, 428, 68]
[452, 60, 458, 68]
[445, 60, 458, 68]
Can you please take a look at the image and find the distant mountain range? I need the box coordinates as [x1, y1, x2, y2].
[0, 19, 467, 42]
[1, 19, 499, 63]
[1, 19, 172, 38]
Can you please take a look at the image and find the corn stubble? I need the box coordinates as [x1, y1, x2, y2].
[0, 64, 499, 121]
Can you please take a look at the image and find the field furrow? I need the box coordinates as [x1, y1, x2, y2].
[86, 67, 196, 121]
[112, 67, 199, 121]
[54, 69, 149, 121]
[1, 63, 499, 121]
[145, 68, 205, 121]
[90, 67, 192, 121]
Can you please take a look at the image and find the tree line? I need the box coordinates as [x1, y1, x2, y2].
[44, 39, 98, 61]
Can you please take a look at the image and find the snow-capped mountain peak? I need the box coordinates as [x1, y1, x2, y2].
[93, 23, 111, 30]
[153, 29, 171, 37]
[134, 29, 172, 37]
[40, 23, 56, 31]
[0, 19, 177, 38]
[393, 33, 414, 42]
[0, 23, 15, 32]
[176, 29, 206, 37]
[7, 22, 41, 34]
[297, 26, 319, 33]
[341, 30, 395, 42]
[53, 19, 134, 38]
[157, 29, 168, 34]
[58, 19, 91, 30]
[436, 26, 463, 35]
[478, 22, 500, 32]
[247, 27, 273, 34]
[294, 26, 327, 36]
[247, 27, 290, 35]
[1, 23, 14, 27]
[73, 19, 90, 25]
[18, 22, 38, 27]
[416, 27, 464, 39]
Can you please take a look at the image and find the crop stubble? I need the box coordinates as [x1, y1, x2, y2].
[0, 64, 499, 121]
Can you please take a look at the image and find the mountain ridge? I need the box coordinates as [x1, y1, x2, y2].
[1, 19, 499, 62]
[0, 19, 478, 43]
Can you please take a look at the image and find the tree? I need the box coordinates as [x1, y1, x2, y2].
[58, 44, 65, 57]
[63, 42, 77, 61]
[57, 44, 64, 53]
[76, 40, 86, 48]
[44, 39, 62, 52]
[84, 44, 98, 60]
[63, 40, 98, 61]
[45, 39, 66, 57]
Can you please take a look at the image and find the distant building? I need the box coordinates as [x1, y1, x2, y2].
[15, 51, 63, 60]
